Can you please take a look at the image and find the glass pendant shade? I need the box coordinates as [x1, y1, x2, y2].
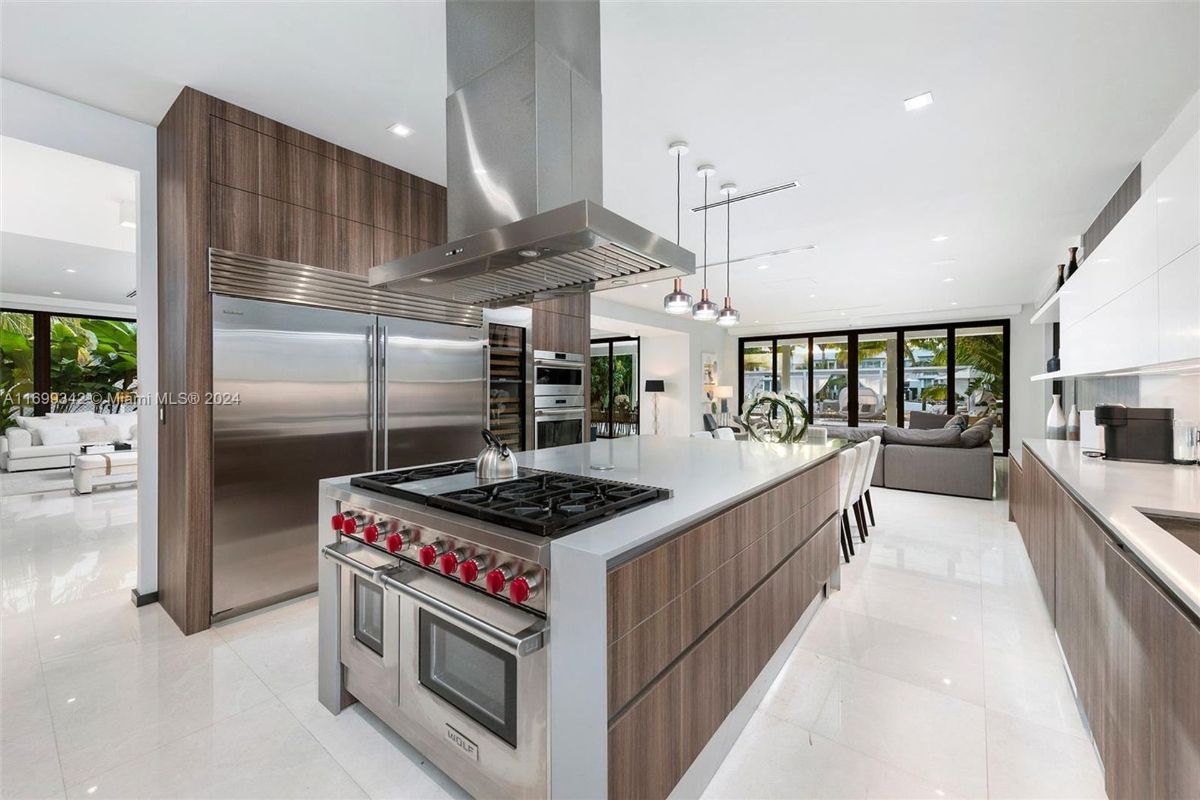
[663, 278, 693, 314]
[716, 296, 740, 327]
[692, 287, 719, 321]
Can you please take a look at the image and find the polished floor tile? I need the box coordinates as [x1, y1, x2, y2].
[4, 474, 1105, 799]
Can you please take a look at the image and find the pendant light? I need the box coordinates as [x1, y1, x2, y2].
[692, 164, 719, 321]
[662, 142, 693, 314]
[716, 183, 740, 327]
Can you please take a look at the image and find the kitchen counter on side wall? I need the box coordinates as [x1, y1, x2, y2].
[1023, 439, 1200, 617]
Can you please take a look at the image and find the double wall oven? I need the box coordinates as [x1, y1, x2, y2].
[533, 350, 585, 448]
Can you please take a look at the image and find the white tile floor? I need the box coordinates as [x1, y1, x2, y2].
[0, 480, 1106, 799]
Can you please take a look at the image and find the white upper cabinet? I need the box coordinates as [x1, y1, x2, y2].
[1155, 132, 1200, 269]
[1158, 245, 1200, 363]
[1059, 191, 1157, 332]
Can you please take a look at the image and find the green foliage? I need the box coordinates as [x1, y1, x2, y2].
[590, 351, 635, 411]
[0, 313, 137, 426]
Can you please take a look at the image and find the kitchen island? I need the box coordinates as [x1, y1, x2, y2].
[318, 436, 844, 800]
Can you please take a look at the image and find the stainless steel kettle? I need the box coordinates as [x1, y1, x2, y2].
[476, 429, 517, 480]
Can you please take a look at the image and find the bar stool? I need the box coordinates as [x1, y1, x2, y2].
[836, 447, 859, 562]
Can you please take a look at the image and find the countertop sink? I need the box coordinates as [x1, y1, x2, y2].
[1139, 509, 1200, 557]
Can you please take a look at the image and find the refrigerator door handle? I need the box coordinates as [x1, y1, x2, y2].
[379, 324, 388, 469]
[482, 343, 490, 432]
[367, 324, 377, 471]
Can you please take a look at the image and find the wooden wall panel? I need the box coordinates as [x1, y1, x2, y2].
[159, 86, 451, 635]
[157, 87, 214, 635]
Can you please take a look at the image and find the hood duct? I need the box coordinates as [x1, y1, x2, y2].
[369, 0, 694, 308]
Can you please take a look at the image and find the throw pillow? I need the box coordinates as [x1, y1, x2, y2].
[38, 426, 82, 446]
[959, 423, 993, 448]
[78, 425, 121, 444]
[942, 413, 969, 432]
[102, 413, 137, 440]
[908, 410, 953, 430]
[882, 427, 963, 447]
[60, 413, 105, 428]
[23, 418, 67, 446]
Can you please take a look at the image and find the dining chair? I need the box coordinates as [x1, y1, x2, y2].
[691, 431, 714, 439]
[836, 447, 858, 561]
[849, 441, 872, 543]
[713, 427, 736, 441]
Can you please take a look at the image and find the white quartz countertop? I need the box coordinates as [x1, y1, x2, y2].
[523, 436, 845, 563]
[1023, 439, 1200, 617]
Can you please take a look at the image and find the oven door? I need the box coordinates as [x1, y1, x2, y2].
[533, 360, 583, 397]
[324, 539, 403, 704]
[534, 408, 585, 448]
[381, 565, 548, 797]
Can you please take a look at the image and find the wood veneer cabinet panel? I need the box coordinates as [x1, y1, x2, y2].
[157, 87, 213, 635]
[209, 117, 258, 194]
[1027, 457, 1057, 619]
[259, 133, 336, 215]
[1104, 540, 1200, 800]
[1008, 453, 1022, 526]
[1054, 492, 1107, 752]
[372, 175, 407, 234]
[372, 228, 418, 267]
[335, 218, 374, 276]
[608, 663, 683, 800]
[210, 184, 260, 256]
[259, 195, 336, 271]
[335, 164, 373, 226]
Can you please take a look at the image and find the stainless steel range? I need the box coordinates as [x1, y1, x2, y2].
[318, 459, 670, 798]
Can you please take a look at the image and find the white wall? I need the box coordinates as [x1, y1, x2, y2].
[1, 79, 159, 597]
[1008, 302, 1052, 455]
[590, 295, 735, 434]
[1142, 89, 1200, 189]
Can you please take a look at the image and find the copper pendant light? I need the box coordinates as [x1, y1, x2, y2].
[692, 165, 719, 321]
[663, 142, 693, 314]
[716, 183, 740, 327]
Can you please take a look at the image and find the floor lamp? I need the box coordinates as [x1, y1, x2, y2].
[644, 380, 665, 435]
[716, 385, 734, 427]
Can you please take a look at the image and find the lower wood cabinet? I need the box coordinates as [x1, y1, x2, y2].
[1016, 446, 1200, 800]
[1104, 539, 1200, 800]
[607, 516, 838, 800]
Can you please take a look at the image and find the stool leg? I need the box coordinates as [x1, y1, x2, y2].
[839, 522, 851, 562]
[865, 489, 876, 526]
[842, 510, 856, 556]
[854, 501, 868, 543]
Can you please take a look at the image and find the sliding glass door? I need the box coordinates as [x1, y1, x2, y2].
[589, 337, 640, 440]
[737, 319, 1009, 453]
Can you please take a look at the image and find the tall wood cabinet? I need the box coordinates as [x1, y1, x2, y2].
[157, 87, 448, 634]
[1015, 445, 1200, 800]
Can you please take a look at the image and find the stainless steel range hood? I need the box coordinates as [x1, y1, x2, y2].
[369, 0, 694, 308]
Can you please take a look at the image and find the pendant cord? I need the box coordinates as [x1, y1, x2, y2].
[675, 152, 681, 246]
[726, 194, 731, 294]
[702, 174, 709, 290]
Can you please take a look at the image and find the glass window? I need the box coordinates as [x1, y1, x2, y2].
[742, 341, 774, 400]
[776, 337, 809, 404]
[903, 329, 949, 423]
[590, 338, 640, 439]
[49, 316, 138, 412]
[857, 332, 898, 428]
[955, 325, 1005, 452]
[1, 311, 35, 418]
[812, 335, 849, 426]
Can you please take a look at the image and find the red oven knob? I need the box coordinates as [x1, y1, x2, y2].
[385, 532, 403, 553]
[486, 566, 512, 594]
[330, 513, 346, 531]
[509, 575, 532, 604]
[362, 523, 379, 544]
[459, 557, 487, 584]
[341, 515, 359, 535]
[439, 549, 465, 576]
[418, 543, 446, 568]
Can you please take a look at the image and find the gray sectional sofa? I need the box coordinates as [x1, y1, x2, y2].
[821, 410, 996, 500]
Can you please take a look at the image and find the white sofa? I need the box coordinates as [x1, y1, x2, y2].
[1, 412, 137, 472]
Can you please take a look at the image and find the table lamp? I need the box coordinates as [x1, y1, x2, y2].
[644, 380, 665, 435]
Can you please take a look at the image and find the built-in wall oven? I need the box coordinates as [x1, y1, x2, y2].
[323, 538, 547, 798]
[533, 351, 585, 448]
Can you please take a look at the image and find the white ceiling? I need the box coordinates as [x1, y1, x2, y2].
[2, 1, 1196, 327]
[0, 136, 137, 305]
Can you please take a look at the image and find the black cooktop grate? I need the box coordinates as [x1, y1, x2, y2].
[350, 461, 670, 538]
[428, 472, 671, 537]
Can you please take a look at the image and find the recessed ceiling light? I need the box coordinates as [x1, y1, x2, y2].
[757, 264, 769, 270]
[931, 234, 949, 243]
[52, 291, 62, 295]
[418, 277, 435, 283]
[387, 122, 414, 137]
[808, 293, 816, 299]
[518, 249, 540, 258]
[950, 301, 959, 306]
[943, 277, 954, 283]
[754, 320, 761, 323]
[905, 92, 934, 112]
[840, 311, 846, 316]
[64, 268, 77, 274]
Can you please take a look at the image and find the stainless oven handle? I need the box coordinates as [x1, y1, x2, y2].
[534, 359, 585, 369]
[320, 540, 401, 585]
[534, 409, 584, 418]
[380, 568, 547, 656]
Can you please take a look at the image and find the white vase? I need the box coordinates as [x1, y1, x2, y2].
[1046, 394, 1067, 440]
[1066, 404, 1081, 441]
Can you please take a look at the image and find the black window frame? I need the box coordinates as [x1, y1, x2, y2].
[589, 335, 641, 440]
[737, 318, 1011, 455]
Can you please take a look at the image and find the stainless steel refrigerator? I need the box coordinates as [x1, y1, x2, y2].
[211, 295, 485, 618]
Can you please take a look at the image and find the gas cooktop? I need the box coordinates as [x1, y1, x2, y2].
[350, 460, 670, 537]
